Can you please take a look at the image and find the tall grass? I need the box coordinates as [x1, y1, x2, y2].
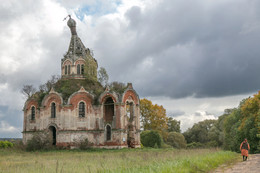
[0, 148, 238, 173]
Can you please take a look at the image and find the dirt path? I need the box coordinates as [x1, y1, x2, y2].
[214, 154, 260, 173]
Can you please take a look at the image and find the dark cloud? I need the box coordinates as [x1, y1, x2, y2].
[93, 0, 260, 98]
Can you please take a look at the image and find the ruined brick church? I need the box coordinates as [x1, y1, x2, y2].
[22, 16, 141, 148]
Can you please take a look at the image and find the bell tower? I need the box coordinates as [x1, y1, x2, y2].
[61, 15, 98, 80]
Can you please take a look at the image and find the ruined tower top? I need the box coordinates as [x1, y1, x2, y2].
[67, 15, 77, 35]
[61, 15, 98, 80]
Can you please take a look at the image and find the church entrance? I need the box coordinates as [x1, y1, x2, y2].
[49, 126, 56, 145]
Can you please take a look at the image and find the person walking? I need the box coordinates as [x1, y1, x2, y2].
[240, 138, 250, 161]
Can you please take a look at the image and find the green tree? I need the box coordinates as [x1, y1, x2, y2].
[140, 130, 162, 148]
[98, 67, 109, 86]
[240, 92, 260, 153]
[109, 81, 127, 94]
[166, 132, 186, 148]
[183, 119, 217, 144]
[223, 93, 260, 153]
[208, 110, 232, 147]
[223, 108, 243, 152]
[168, 117, 181, 133]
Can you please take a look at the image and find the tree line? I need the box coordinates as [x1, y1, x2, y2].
[140, 92, 260, 153]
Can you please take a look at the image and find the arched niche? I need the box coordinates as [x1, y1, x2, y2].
[105, 124, 112, 141]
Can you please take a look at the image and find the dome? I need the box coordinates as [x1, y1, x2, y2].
[66, 16, 77, 35]
[67, 18, 76, 28]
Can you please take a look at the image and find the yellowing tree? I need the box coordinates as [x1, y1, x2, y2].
[140, 98, 168, 140]
[240, 91, 260, 152]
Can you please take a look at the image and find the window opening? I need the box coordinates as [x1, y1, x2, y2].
[65, 65, 67, 75]
[81, 64, 84, 74]
[31, 106, 35, 120]
[51, 103, 56, 118]
[106, 125, 111, 141]
[77, 64, 80, 74]
[104, 97, 114, 122]
[79, 102, 85, 117]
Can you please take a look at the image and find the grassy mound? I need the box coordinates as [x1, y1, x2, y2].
[54, 78, 104, 104]
[31, 78, 104, 106]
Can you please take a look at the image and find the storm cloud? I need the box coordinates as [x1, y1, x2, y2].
[92, 0, 260, 98]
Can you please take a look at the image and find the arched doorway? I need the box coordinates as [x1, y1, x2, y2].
[49, 126, 56, 145]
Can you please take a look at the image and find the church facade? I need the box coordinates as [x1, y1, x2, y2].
[22, 16, 141, 148]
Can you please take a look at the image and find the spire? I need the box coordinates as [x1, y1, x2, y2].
[63, 15, 88, 59]
[61, 15, 98, 80]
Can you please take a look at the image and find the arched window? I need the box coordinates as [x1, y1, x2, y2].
[31, 106, 35, 120]
[65, 65, 67, 75]
[106, 125, 111, 141]
[81, 64, 84, 74]
[77, 64, 80, 74]
[79, 102, 85, 117]
[68, 65, 71, 74]
[104, 97, 114, 122]
[51, 102, 56, 118]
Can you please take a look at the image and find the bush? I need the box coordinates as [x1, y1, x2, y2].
[206, 140, 218, 148]
[0, 141, 14, 148]
[26, 132, 53, 151]
[141, 130, 162, 148]
[13, 140, 26, 151]
[161, 142, 172, 149]
[187, 142, 204, 149]
[166, 132, 187, 148]
[74, 137, 93, 150]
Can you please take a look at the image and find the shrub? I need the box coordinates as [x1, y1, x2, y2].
[13, 140, 26, 151]
[141, 130, 162, 148]
[166, 132, 187, 149]
[206, 140, 218, 148]
[187, 142, 204, 149]
[26, 132, 53, 151]
[161, 142, 172, 148]
[0, 141, 14, 148]
[74, 137, 93, 150]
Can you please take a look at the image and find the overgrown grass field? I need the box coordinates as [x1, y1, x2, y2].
[0, 148, 238, 173]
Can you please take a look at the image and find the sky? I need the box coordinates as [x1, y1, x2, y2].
[1, 0, 260, 138]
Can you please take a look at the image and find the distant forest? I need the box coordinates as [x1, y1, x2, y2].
[183, 91, 260, 153]
[0, 138, 22, 141]
[140, 92, 260, 153]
